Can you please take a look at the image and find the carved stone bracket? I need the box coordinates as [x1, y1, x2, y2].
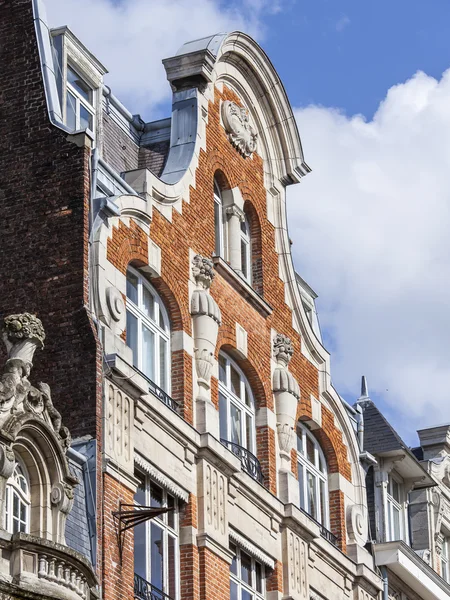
[221, 100, 258, 158]
[192, 254, 215, 290]
[273, 334, 300, 466]
[225, 205, 245, 223]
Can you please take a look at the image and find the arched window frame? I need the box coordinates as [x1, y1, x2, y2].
[218, 352, 256, 453]
[296, 424, 329, 527]
[214, 179, 225, 258]
[126, 266, 171, 392]
[240, 214, 251, 283]
[5, 456, 31, 534]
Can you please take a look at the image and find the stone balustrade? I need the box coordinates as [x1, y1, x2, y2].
[5, 532, 97, 600]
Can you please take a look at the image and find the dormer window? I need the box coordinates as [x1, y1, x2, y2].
[65, 65, 95, 133]
[386, 474, 406, 542]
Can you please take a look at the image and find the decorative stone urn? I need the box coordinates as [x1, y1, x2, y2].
[273, 334, 300, 470]
[191, 256, 221, 433]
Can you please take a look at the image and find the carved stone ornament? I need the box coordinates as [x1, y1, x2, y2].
[106, 287, 125, 323]
[221, 100, 258, 158]
[347, 504, 368, 545]
[0, 314, 71, 452]
[192, 255, 215, 290]
[273, 333, 294, 366]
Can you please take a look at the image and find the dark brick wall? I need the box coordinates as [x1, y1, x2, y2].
[102, 112, 139, 174]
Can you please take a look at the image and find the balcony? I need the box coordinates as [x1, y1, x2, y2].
[134, 573, 174, 600]
[6, 532, 97, 600]
[299, 507, 339, 547]
[373, 540, 450, 600]
[220, 439, 264, 484]
[146, 377, 179, 413]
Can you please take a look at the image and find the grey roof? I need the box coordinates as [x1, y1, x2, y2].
[175, 33, 227, 58]
[65, 457, 92, 560]
[358, 399, 410, 455]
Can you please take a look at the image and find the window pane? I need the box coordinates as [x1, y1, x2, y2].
[66, 91, 76, 130]
[230, 580, 238, 600]
[392, 479, 401, 503]
[245, 413, 253, 452]
[242, 590, 252, 600]
[241, 239, 248, 279]
[150, 523, 164, 592]
[255, 561, 262, 593]
[230, 404, 242, 445]
[307, 471, 317, 519]
[159, 306, 166, 329]
[67, 66, 92, 102]
[126, 311, 138, 366]
[214, 200, 222, 256]
[142, 325, 155, 380]
[230, 544, 238, 575]
[219, 355, 227, 383]
[230, 365, 241, 397]
[135, 472, 146, 506]
[167, 494, 175, 529]
[244, 386, 252, 408]
[79, 104, 93, 130]
[298, 463, 305, 509]
[219, 393, 228, 441]
[320, 480, 327, 525]
[306, 436, 315, 465]
[13, 493, 19, 521]
[150, 483, 163, 509]
[126, 271, 139, 304]
[297, 432, 303, 454]
[159, 338, 167, 391]
[240, 551, 252, 585]
[392, 505, 401, 540]
[318, 453, 325, 474]
[168, 534, 176, 599]
[134, 521, 146, 579]
[143, 286, 155, 320]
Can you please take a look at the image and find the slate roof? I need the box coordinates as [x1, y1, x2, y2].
[66, 457, 92, 561]
[358, 399, 410, 455]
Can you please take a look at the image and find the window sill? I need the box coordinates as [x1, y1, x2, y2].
[212, 257, 273, 318]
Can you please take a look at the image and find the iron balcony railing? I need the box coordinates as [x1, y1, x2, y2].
[299, 507, 338, 547]
[220, 439, 264, 484]
[134, 368, 179, 413]
[134, 574, 174, 600]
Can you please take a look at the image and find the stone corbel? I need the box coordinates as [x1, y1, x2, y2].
[272, 334, 300, 474]
[191, 256, 221, 435]
[375, 455, 405, 486]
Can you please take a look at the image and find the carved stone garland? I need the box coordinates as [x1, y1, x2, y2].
[191, 256, 221, 406]
[273, 334, 300, 469]
[221, 100, 258, 158]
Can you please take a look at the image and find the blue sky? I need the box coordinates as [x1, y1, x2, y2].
[46, 0, 450, 445]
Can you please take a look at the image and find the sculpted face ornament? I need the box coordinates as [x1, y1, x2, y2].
[192, 254, 215, 290]
[221, 100, 258, 158]
[273, 333, 294, 366]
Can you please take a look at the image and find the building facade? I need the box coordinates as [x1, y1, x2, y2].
[0, 2, 449, 600]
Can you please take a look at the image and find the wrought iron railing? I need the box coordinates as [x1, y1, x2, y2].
[300, 507, 338, 547]
[147, 378, 178, 412]
[134, 574, 174, 600]
[220, 439, 264, 484]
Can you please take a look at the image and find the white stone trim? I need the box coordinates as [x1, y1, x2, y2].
[229, 528, 275, 569]
[134, 453, 189, 502]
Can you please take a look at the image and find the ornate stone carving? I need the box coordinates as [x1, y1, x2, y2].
[225, 205, 245, 222]
[282, 529, 308, 600]
[221, 100, 258, 158]
[347, 504, 368, 545]
[105, 383, 133, 471]
[0, 314, 70, 452]
[273, 333, 300, 467]
[192, 255, 215, 290]
[273, 333, 294, 366]
[106, 287, 125, 323]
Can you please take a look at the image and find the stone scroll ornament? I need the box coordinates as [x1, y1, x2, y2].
[0, 313, 71, 451]
[191, 256, 221, 401]
[221, 100, 258, 158]
[272, 334, 300, 465]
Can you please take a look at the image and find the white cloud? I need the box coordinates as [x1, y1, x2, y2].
[43, 0, 271, 118]
[290, 70, 450, 441]
[335, 15, 350, 32]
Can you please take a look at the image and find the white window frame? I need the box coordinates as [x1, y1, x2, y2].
[442, 536, 450, 582]
[296, 424, 329, 527]
[229, 543, 265, 600]
[65, 62, 95, 136]
[218, 352, 256, 453]
[240, 215, 251, 283]
[386, 473, 407, 542]
[5, 457, 30, 534]
[134, 472, 179, 600]
[126, 267, 171, 392]
[214, 179, 225, 258]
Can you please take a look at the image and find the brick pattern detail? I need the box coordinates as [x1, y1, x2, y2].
[139, 142, 170, 177]
[266, 560, 283, 592]
[329, 489, 347, 552]
[199, 547, 229, 600]
[102, 473, 135, 600]
[102, 113, 139, 175]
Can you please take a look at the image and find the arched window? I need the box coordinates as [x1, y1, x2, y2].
[218, 353, 255, 453]
[126, 267, 171, 392]
[240, 214, 251, 283]
[296, 424, 328, 526]
[5, 458, 30, 534]
[214, 179, 224, 257]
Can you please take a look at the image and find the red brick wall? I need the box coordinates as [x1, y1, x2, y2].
[199, 547, 229, 600]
